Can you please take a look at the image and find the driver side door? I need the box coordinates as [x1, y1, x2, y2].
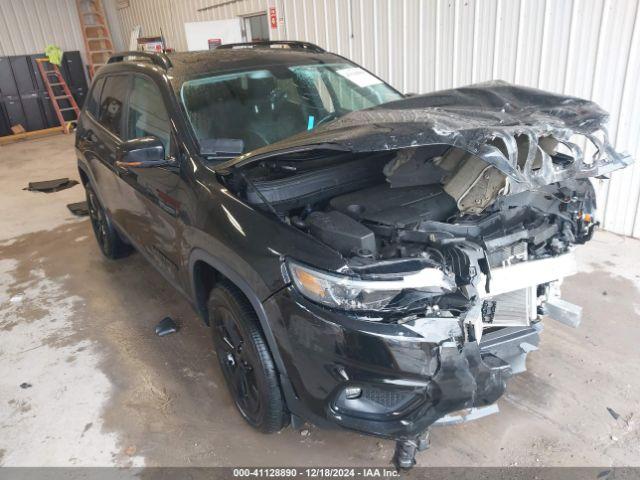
[116, 74, 183, 284]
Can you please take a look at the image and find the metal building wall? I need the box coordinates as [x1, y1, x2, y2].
[0, 0, 125, 62]
[113, 0, 640, 238]
[113, 0, 274, 52]
[0, 0, 87, 57]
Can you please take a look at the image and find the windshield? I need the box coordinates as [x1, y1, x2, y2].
[180, 63, 402, 155]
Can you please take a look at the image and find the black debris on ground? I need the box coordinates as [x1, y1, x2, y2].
[19, 382, 32, 389]
[67, 201, 89, 216]
[155, 317, 179, 337]
[81, 422, 93, 437]
[607, 407, 621, 420]
[24, 178, 79, 193]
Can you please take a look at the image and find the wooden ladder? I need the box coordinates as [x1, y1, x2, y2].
[35, 58, 80, 134]
[76, 0, 115, 79]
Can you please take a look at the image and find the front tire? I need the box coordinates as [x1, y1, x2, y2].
[85, 182, 132, 260]
[208, 282, 288, 433]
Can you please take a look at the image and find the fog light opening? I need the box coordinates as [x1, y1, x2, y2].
[344, 386, 362, 399]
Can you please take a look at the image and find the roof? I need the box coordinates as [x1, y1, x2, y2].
[165, 48, 344, 81]
[102, 44, 348, 91]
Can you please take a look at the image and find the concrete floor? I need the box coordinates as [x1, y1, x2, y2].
[1, 134, 639, 468]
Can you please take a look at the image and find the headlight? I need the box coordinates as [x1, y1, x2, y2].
[286, 259, 456, 311]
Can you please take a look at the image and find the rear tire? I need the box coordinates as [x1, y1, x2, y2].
[85, 182, 132, 260]
[207, 282, 288, 433]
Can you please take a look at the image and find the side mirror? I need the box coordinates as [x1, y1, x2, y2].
[116, 137, 167, 168]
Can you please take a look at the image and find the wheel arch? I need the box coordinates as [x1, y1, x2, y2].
[78, 166, 90, 186]
[188, 249, 288, 376]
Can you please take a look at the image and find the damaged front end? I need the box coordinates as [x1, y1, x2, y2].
[219, 82, 632, 467]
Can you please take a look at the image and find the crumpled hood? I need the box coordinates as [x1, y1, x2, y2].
[218, 81, 632, 190]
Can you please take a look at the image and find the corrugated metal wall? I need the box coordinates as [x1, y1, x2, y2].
[0, 0, 125, 63]
[0, 0, 87, 57]
[112, 0, 274, 52]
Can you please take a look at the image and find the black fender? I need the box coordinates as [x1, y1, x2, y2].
[187, 248, 313, 424]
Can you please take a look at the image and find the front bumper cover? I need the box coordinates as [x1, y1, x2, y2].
[327, 341, 511, 439]
[263, 287, 540, 440]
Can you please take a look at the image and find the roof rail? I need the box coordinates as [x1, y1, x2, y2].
[216, 41, 325, 53]
[107, 51, 172, 70]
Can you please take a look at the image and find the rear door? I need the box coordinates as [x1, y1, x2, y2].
[77, 74, 131, 228]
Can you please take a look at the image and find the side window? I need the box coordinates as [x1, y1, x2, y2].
[98, 75, 129, 137]
[126, 76, 171, 155]
[85, 77, 104, 118]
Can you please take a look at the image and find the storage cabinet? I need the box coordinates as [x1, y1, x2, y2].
[0, 51, 88, 136]
[0, 103, 10, 136]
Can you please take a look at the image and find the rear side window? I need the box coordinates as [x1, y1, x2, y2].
[85, 77, 104, 118]
[98, 75, 129, 137]
[126, 76, 171, 154]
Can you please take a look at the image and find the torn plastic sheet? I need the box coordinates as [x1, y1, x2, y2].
[67, 201, 89, 216]
[25, 178, 79, 193]
[219, 81, 632, 192]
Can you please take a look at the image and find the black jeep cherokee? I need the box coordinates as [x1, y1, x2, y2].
[76, 41, 631, 467]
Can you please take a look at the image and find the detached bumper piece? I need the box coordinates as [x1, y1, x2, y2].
[395, 325, 541, 469]
[327, 342, 510, 439]
[545, 297, 582, 328]
[327, 342, 511, 469]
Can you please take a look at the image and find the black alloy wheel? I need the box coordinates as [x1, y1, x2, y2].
[208, 282, 288, 433]
[85, 182, 131, 259]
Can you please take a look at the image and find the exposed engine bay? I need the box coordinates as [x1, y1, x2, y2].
[231, 146, 594, 330]
[221, 82, 631, 336]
